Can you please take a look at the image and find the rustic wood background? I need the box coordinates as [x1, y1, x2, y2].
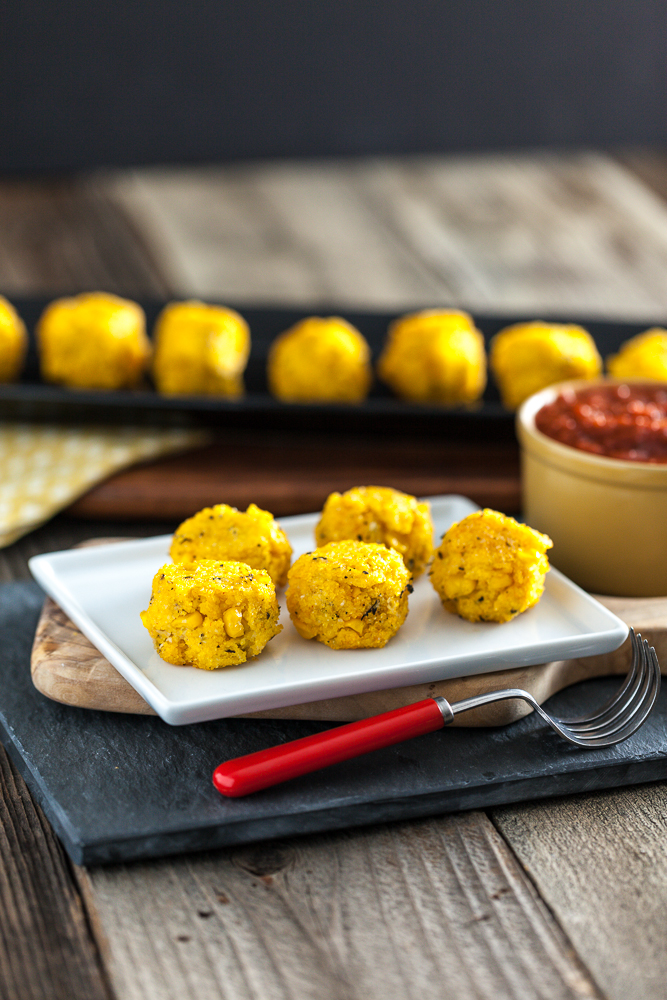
[1, 151, 667, 999]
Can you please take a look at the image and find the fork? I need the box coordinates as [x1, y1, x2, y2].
[213, 629, 661, 797]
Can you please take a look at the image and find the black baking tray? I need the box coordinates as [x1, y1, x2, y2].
[2, 298, 664, 440]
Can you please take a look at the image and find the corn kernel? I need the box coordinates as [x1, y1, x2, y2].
[173, 610, 204, 629]
[223, 607, 244, 638]
[343, 619, 365, 634]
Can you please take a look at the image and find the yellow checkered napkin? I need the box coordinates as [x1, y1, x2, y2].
[0, 423, 210, 547]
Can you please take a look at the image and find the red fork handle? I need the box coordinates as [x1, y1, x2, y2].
[212, 698, 447, 797]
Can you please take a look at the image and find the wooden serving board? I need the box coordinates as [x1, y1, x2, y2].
[30, 541, 667, 726]
[65, 437, 521, 521]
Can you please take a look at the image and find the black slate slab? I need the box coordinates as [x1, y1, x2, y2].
[2, 581, 667, 866]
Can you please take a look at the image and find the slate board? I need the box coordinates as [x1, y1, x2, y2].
[2, 581, 667, 866]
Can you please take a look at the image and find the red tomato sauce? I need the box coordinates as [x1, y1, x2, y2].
[535, 383, 667, 462]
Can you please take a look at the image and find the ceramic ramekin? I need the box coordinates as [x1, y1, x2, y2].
[517, 379, 667, 597]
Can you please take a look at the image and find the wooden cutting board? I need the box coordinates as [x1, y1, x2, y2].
[65, 437, 522, 521]
[30, 542, 667, 726]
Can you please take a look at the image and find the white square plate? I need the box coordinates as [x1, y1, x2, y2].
[29, 495, 628, 725]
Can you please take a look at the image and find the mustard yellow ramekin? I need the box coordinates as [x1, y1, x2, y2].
[517, 378, 667, 596]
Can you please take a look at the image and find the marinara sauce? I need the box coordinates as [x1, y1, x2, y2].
[535, 383, 667, 462]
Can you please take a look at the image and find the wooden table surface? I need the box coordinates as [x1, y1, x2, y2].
[2, 151, 667, 1000]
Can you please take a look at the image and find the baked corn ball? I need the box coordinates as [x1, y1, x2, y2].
[430, 509, 552, 623]
[315, 485, 434, 577]
[377, 309, 486, 406]
[286, 540, 411, 649]
[37, 292, 150, 390]
[490, 321, 602, 410]
[267, 316, 372, 403]
[140, 560, 282, 670]
[607, 328, 667, 381]
[170, 503, 292, 587]
[152, 300, 250, 397]
[0, 296, 27, 382]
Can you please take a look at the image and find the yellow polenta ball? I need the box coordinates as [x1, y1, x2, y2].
[0, 296, 27, 382]
[430, 509, 552, 623]
[607, 329, 667, 380]
[490, 321, 602, 410]
[377, 309, 486, 405]
[140, 560, 282, 670]
[315, 485, 433, 577]
[153, 300, 250, 397]
[37, 292, 150, 390]
[170, 503, 292, 587]
[267, 316, 372, 403]
[286, 540, 411, 649]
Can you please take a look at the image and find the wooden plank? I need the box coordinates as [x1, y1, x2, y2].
[0, 744, 111, 1000]
[106, 154, 667, 319]
[355, 154, 667, 318]
[0, 176, 172, 296]
[80, 813, 602, 1000]
[617, 151, 667, 206]
[493, 784, 667, 1000]
[104, 163, 446, 307]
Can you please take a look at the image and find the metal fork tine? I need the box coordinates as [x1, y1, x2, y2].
[562, 628, 641, 728]
[564, 632, 647, 733]
[602, 657, 660, 742]
[590, 643, 659, 739]
[449, 631, 661, 748]
[569, 639, 653, 737]
[560, 647, 661, 747]
[561, 641, 647, 733]
[559, 643, 660, 745]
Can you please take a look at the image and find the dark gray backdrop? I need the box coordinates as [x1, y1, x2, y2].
[1, 0, 665, 172]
